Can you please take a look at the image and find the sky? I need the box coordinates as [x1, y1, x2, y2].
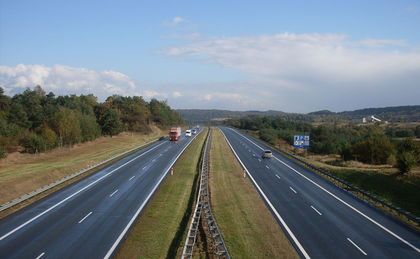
[0, 0, 419, 113]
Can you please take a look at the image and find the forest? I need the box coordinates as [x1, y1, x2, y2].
[0, 86, 183, 158]
[227, 116, 420, 174]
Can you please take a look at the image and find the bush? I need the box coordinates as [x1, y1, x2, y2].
[0, 145, 6, 158]
[397, 151, 417, 174]
[20, 133, 45, 153]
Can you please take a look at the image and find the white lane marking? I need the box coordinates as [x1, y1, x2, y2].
[142, 165, 148, 170]
[265, 165, 270, 170]
[289, 187, 297, 194]
[220, 129, 310, 259]
[129, 176, 135, 181]
[152, 159, 156, 162]
[109, 189, 119, 197]
[230, 128, 420, 253]
[104, 130, 202, 259]
[35, 252, 45, 259]
[252, 154, 256, 157]
[347, 238, 367, 255]
[78, 212, 92, 224]
[276, 174, 281, 179]
[0, 141, 166, 241]
[258, 159, 261, 162]
[311, 205, 322, 216]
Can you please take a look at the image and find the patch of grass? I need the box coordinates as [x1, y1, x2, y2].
[0, 126, 164, 204]
[115, 130, 207, 258]
[330, 168, 420, 217]
[209, 128, 297, 258]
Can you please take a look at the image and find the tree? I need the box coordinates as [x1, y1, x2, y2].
[52, 108, 82, 146]
[100, 109, 122, 136]
[40, 125, 58, 150]
[8, 103, 30, 129]
[79, 114, 101, 142]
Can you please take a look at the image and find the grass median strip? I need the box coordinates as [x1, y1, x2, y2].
[210, 128, 298, 258]
[116, 130, 206, 258]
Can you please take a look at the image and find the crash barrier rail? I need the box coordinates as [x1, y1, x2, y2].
[182, 130, 230, 259]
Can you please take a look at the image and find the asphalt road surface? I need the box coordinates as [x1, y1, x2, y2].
[220, 126, 420, 259]
[0, 129, 202, 259]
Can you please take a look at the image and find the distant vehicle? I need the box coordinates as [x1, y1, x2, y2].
[261, 150, 273, 159]
[169, 127, 181, 141]
[185, 129, 192, 137]
[192, 129, 197, 135]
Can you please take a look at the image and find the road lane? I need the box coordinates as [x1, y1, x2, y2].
[220, 127, 420, 259]
[0, 129, 202, 259]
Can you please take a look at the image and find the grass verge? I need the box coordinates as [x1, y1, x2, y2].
[209, 128, 298, 258]
[115, 130, 206, 258]
[0, 126, 163, 205]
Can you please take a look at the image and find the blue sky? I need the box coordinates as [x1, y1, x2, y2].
[1, 0, 419, 112]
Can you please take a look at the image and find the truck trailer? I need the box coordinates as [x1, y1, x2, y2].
[169, 127, 182, 141]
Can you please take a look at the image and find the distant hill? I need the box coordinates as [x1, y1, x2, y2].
[178, 105, 420, 123]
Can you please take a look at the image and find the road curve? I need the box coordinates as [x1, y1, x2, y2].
[0, 129, 202, 259]
[220, 127, 420, 259]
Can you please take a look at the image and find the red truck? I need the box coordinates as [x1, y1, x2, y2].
[169, 127, 181, 141]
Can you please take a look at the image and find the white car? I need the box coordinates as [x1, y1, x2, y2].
[185, 130, 192, 137]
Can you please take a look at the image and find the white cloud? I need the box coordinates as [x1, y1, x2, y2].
[172, 91, 182, 98]
[164, 33, 420, 111]
[173, 16, 184, 25]
[0, 64, 143, 99]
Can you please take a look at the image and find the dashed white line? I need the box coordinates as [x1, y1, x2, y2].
[78, 212, 92, 224]
[265, 165, 270, 169]
[347, 238, 367, 255]
[275, 174, 281, 179]
[258, 159, 261, 162]
[310, 205, 322, 215]
[129, 176, 135, 181]
[109, 189, 118, 197]
[0, 141, 167, 241]
[35, 252, 45, 259]
[142, 165, 148, 170]
[289, 187, 297, 194]
[252, 154, 256, 157]
[152, 159, 156, 162]
[229, 128, 420, 253]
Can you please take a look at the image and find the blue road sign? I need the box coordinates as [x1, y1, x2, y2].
[293, 135, 310, 148]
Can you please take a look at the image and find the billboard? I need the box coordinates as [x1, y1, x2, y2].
[293, 135, 310, 148]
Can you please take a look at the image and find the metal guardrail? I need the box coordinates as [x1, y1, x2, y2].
[240, 129, 420, 227]
[182, 130, 230, 259]
[0, 138, 160, 213]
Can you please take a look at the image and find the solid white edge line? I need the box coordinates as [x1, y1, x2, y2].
[219, 129, 310, 259]
[129, 176, 135, 181]
[310, 205, 322, 216]
[0, 141, 166, 241]
[289, 187, 297, 194]
[109, 189, 118, 197]
[229, 127, 420, 253]
[347, 238, 367, 255]
[35, 252, 45, 259]
[78, 212, 93, 224]
[103, 129, 203, 259]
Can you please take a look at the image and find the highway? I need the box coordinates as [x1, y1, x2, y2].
[220, 127, 420, 259]
[0, 129, 201, 259]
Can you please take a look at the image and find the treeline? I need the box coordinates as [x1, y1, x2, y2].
[227, 116, 420, 174]
[0, 86, 183, 158]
